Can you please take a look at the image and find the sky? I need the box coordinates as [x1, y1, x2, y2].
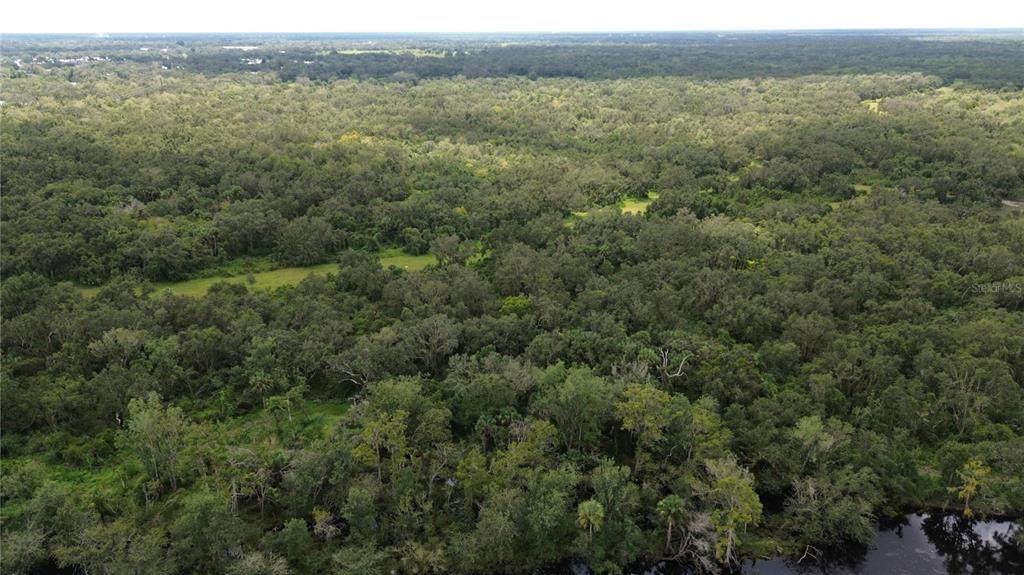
[2, 0, 1023, 34]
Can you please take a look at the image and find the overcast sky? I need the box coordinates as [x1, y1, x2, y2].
[3, 0, 1023, 34]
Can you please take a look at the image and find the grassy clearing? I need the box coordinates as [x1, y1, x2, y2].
[563, 192, 662, 226]
[0, 457, 124, 523]
[620, 191, 661, 215]
[0, 399, 351, 525]
[77, 262, 339, 298]
[77, 250, 436, 298]
[378, 248, 437, 271]
[303, 400, 351, 436]
[209, 398, 350, 439]
[620, 198, 651, 215]
[861, 99, 881, 113]
[563, 210, 592, 228]
[563, 207, 622, 228]
[830, 185, 878, 211]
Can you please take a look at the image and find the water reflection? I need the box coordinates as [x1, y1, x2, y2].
[920, 513, 1024, 574]
[743, 514, 1023, 575]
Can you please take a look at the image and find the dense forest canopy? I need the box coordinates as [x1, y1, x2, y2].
[1, 31, 1023, 574]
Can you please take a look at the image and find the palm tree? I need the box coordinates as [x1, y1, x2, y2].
[656, 494, 687, 553]
[576, 499, 606, 543]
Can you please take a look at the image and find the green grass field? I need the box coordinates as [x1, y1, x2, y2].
[77, 250, 436, 298]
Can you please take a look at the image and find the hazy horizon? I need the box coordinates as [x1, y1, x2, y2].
[4, 28, 1023, 36]
[3, 0, 1022, 34]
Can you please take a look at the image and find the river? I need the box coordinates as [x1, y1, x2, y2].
[564, 513, 1022, 575]
[31, 513, 1022, 575]
[743, 513, 1021, 574]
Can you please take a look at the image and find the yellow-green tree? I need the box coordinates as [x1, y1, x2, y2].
[576, 499, 606, 542]
[951, 458, 991, 517]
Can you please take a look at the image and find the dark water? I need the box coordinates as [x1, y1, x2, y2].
[34, 514, 1022, 575]
[742, 514, 1023, 575]
[563, 514, 1022, 575]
